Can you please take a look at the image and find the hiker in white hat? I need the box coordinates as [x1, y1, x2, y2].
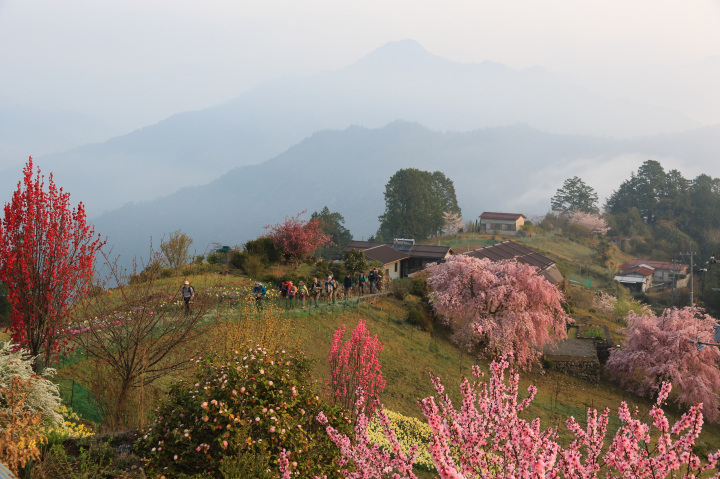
[181, 280, 195, 313]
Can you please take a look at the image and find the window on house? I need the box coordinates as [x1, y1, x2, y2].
[394, 263, 398, 272]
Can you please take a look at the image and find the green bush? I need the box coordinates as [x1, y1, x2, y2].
[229, 251, 245, 269]
[207, 253, 220, 265]
[406, 304, 433, 332]
[242, 254, 264, 279]
[244, 237, 282, 265]
[390, 278, 411, 300]
[410, 277, 428, 297]
[136, 347, 350, 478]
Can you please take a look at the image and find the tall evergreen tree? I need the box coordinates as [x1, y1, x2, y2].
[550, 176, 599, 214]
[311, 206, 352, 260]
[377, 169, 461, 241]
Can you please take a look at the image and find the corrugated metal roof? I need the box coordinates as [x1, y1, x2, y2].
[0, 462, 16, 479]
[626, 259, 687, 272]
[619, 265, 654, 277]
[614, 275, 648, 284]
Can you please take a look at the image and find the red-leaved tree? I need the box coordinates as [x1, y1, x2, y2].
[0, 157, 104, 369]
[265, 210, 333, 266]
[605, 306, 720, 422]
[328, 319, 385, 416]
[426, 254, 569, 369]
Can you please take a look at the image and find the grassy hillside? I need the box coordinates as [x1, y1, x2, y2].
[13, 229, 718, 475]
[50, 268, 720, 452]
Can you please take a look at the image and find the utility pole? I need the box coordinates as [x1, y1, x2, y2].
[691, 249, 694, 307]
[680, 251, 696, 307]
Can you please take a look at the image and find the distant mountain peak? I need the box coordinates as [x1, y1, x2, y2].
[350, 39, 449, 70]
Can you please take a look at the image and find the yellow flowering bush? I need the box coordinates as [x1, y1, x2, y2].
[43, 405, 93, 444]
[367, 409, 435, 472]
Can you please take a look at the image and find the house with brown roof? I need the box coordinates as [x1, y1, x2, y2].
[359, 244, 409, 279]
[461, 240, 564, 285]
[479, 212, 526, 236]
[342, 239, 451, 278]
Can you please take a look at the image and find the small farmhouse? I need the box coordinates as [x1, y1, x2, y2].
[623, 259, 689, 287]
[614, 264, 654, 292]
[343, 239, 451, 278]
[479, 212, 526, 236]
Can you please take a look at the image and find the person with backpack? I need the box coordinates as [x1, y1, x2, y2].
[358, 272, 367, 296]
[325, 275, 336, 304]
[311, 277, 322, 307]
[297, 281, 309, 309]
[253, 282, 267, 310]
[286, 281, 297, 309]
[368, 268, 377, 294]
[343, 273, 353, 299]
[180, 280, 195, 313]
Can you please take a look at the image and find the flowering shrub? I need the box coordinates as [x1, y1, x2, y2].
[137, 346, 350, 478]
[43, 405, 93, 443]
[317, 397, 419, 479]
[569, 211, 610, 235]
[592, 291, 617, 316]
[0, 342, 63, 425]
[0, 376, 46, 475]
[328, 320, 385, 416]
[367, 410, 434, 471]
[318, 357, 720, 478]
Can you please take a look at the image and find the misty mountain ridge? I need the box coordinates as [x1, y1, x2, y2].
[2, 39, 701, 219]
[91, 120, 720, 268]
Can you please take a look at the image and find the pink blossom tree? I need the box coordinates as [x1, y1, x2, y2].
[264, 210, 333, 266]
[328, 319, 385, 416]
[605, 306, 720, 422]
[569, 211, 610, 235]
[314, 357, 720, 478]
[426, 255, 569, 369]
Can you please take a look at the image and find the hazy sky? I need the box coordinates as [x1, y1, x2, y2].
[2, 0, 720, 134]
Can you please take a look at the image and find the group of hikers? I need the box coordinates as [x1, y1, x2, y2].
[251, 267, 384, 309]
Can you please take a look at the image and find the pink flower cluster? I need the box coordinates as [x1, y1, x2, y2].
[316, 396, 418, 479]
[317, 357, 720, 478]
[328, 320, 385, 415]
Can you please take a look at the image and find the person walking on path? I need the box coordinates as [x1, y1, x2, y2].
[311, 277, 322, 307]
[358, 272, 367, 296]
[286, 281, 297, 309]
[325, 276, 336, 304]
[368, 268, 377, 294]
[297, 281, 309, 309]
[343, 273, 353, 299]
[181, 280, 195, 313]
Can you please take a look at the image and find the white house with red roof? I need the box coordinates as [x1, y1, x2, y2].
[479, 212, 526, 236]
